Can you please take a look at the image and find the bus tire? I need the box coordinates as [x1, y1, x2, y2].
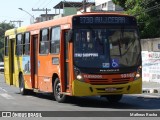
[104, 95, 123, 103]
[19, 74, 28, 95]
[54, 78, 67, 103]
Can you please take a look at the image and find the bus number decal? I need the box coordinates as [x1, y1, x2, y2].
[80, 17, 93, 24]
[121, 73, 135, 78]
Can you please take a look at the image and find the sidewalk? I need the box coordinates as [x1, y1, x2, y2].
[142, 81, 160, 94]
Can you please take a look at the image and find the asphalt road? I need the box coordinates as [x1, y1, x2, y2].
[0, 73, 160, 119]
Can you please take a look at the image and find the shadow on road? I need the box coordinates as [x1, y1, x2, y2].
[16, 91, 160, 110]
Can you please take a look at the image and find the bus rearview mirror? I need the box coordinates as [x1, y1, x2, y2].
[66, 30, 73, 42]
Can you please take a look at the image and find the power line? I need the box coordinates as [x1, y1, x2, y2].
[42, 0, 53, 8]
[10, 20, 23, 27]
[32, 8, 51, 21]
[31, 0, 42, 8]
[32, 0, 53, 18]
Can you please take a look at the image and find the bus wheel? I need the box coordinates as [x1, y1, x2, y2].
[54, 78, 67, 103]
[19, 74, 28, 95]
[103, 95, 123, 103]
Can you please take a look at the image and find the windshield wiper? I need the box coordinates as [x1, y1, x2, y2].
[118, 27, 125, 57]
[118, 39, 122, 57]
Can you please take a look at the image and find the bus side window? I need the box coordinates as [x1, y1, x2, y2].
[50, 27, 60, 54]
[23, 32, 30, 55]
[40, 28, 49, 54]
[5, 37, 9, 56]
[16, 34, 23, 56]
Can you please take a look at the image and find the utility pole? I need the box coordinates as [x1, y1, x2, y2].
[10, 20, 23, 27]
[83, 0, 87, 13]
[32, 8, 51, 21]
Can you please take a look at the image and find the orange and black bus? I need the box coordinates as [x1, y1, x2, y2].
[4, 12, 142, 103]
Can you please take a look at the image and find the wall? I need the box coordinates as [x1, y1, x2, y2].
[141, 38, 160, 52]
[95, 0, 110, 6]
[141, 38, 160, 83]
[64, 7, 77, 16]
[95, 0, 123, 11]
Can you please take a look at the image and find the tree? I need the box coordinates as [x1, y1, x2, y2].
[112, 0, 160, 39]
[0, 22, 14, 61]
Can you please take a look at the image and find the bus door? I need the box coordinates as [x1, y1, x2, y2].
[61, 29, 72, 91]
[30, 34, 38, 89]
[9, 39, 15, 85]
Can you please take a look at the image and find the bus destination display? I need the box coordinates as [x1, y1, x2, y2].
[73, 16, 136, 26]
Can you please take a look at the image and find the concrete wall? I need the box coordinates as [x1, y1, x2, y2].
[141, 38, 160, 83]
[141, 38, 160, 52]
[64, 7, 77, 16]
[95, 0, 110, 6]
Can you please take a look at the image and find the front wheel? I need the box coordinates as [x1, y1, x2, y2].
[54, 78, 67, 103]
[103, 95, 123, 103]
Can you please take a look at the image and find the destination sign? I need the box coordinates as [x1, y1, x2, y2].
[80, 17, 126, 24]
[73, 15, 137, 26]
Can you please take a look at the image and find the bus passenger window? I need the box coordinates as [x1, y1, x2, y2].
[16, 34, 23, 56]
[40, 29, 49, 54]
[5, 37, 9, 56]
[50, 27, 60, 54]
[24, 32, 30, 55]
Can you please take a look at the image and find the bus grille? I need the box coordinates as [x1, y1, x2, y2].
[86, 78, 131, 85]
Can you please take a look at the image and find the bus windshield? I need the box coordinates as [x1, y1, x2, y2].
[74, 28, 141, 69]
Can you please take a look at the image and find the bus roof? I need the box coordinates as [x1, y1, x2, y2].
[5, 28, 16, 36]
[16, 26, 27, 34]
[5, 12, 133, 36]
[26, 12, 131, 31]
[26, 15, 73, 31]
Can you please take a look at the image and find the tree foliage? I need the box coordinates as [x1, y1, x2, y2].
[112, 0, 160, 39]
[0, 22, 14, 61]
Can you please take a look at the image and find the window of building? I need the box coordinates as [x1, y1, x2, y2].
[51, 27, 60, 54]
[40, 28, 49, 54]
[16, 34, 23, 56]
[5, 36, 9, 56]
[24, 32, 30, 55]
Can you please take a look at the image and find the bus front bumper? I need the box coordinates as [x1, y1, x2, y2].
[72, 78, 142, 96]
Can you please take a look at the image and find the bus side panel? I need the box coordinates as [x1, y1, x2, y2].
[38, 55, 59, 92]
[23, 75, 32, 89]
[14, 56, 23, 87]
[4, 57, 11, 85]
[37, 77, 52, 92]
[13, 57, 18, 87]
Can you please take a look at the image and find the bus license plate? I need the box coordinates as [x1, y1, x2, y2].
[105, 88, 117, 92]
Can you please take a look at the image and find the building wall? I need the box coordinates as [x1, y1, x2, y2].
[141, 38, 160, 52]
[64, 7, 77, 16]
[141, 38, 160, 83]
[77, 6, 94, 14]
[95, 0, 123, 11]
[53, 14, 63, 19]
[95, 0, 110, 6]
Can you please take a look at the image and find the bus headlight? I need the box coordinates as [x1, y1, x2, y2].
[74, 67, 84, 82]
[76, 73, 84, 82]
[135, 66, 142, 80]
[77, 74, 83, 80]
[135, 73, 141, 78]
